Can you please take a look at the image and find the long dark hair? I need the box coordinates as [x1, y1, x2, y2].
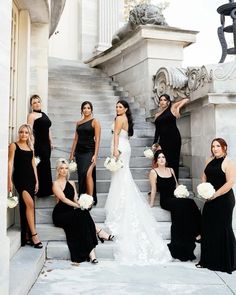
[81, 101, 93, 114]
[153, 149, 168, 167]
[116, 100, 134, 137]
[159, 93, 172, 108]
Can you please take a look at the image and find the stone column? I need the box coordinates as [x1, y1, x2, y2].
[95, 0, 124, 53]
[0, 1, 12, 294]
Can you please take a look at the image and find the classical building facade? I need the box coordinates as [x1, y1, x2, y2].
[1, 1, 236, 294]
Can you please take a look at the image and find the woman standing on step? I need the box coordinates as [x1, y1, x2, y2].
[8, 124, 43, 248]
[69, 101, 101, 205]
[149, 150, 201, 261]
[196, 138, 236, 273]
[105, 100, 171, 264]
[52, 158, 99, 263]
[153, 94, 189, 179]
[27, 94, 53, 198]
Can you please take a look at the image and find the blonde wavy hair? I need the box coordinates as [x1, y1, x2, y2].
[56, 158, 70, 180]
[18, 124, 34, 150]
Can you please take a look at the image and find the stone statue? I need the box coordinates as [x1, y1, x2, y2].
[112, 4, 168, 45]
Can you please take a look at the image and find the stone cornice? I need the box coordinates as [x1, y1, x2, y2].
[85, 25, 198, 67]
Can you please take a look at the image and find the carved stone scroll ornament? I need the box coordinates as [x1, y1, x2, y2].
[152, 66, 212, 104]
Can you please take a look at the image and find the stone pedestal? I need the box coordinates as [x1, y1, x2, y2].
[85, 25, 197, 115]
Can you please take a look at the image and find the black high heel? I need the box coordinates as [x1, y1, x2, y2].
[97, 229, 104, 243]
[91, 258, 98, 264]
[31, 233, 43, 249]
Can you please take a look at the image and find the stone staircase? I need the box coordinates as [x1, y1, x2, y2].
[35, 57, 194, 260]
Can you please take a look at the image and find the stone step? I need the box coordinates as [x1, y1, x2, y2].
[49, 82, 114, 90]
[50, 166, 190, 181]
[52, 137, 153, 148]
[47, 240, 115, 260]
[49, 88, 117, 96]
[35, 206, 172, 225]
[50, 128, 154, 138]
[52, 146, 150, 158]
[9, 242, 45, 295]
[48, 96, 136, 105]
[37, 222, 171, 241]
[7, 226, 21, 260]
[46, 240, 201, 261]
[50, 156, 150, 169]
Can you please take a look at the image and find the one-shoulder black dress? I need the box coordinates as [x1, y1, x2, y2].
[52, 181, 98, 262]
[33, 112, 52, 197]
[75, 119, 97, 205]
[156, 169, 201, 261]
[199, 157, 236, 273]
[13, 143, 36, 246]
[153, 108, 181, 179]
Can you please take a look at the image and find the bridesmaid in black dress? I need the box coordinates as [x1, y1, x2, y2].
[52, 158, 98, 263]
[8, 124, 43, 248]
[70, 101, 101, 205]
[196, 138, 236, 273]
[149, 150, 201, 261]
[153, 94, 189, 179]
[27, 94, 53, 197]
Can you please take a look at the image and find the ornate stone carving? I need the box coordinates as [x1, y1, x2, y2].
[112, 4, 167, 45]
[153, 66, 212, 103]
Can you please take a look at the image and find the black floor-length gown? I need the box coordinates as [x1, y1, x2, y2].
[33, 111, 52, 197]
[199, 157, 236, 273]
[153, 107, 181, 179]
[75, 119, 97, 205]
[155, 169, 201, 261]
[13, 143, 36, 246]
[52, 181, 98, 262]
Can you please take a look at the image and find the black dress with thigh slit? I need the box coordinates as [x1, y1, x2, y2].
[52, 181, 98, 262]
[12, 143, 36, 246]
[33, 112, 52, 197]
[74, 119, 97, 204]
[156, 169, 201, 261]
[153, 107, 181, 179]
[199, 157, 236, 273]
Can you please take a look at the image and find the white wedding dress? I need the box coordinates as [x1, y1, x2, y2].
[105, 128, 171, 265]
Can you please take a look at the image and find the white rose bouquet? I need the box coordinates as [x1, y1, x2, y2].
[78, 194, 94, 210]
[68, 160, 77, 172]
[197, 182, 215, 200]
[174, 184, 190, 198]
[143, 147, 154, 159]
[7, 192, 19, 209]
[34, 156, 41, 166]
[104, 156, 123, 172]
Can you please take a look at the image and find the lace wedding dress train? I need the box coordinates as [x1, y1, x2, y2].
[105, 129, 171, 265]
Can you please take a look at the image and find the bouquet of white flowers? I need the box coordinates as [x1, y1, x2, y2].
[197, 182, 215, 200]
[7, 192, 19, 209]
[104, 156, 123, 172]
[34, 156, 41, 166]
[68, 160, 77, 172]
[174, 184, 190, 198]
[143, 147, 154, 159]
[78, 194, 94, 210]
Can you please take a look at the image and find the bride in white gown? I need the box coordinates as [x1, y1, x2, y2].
[105, 100, 171, 265]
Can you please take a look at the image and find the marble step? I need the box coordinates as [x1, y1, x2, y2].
[52, 146, 150, 158]
[36, 222, 171, 241]
[50, 128, 154, 139]
[49, 88, 118, 96]
[49, 82, 114, 90]
[47, 240, 116, 260]
[49, 156, 163, 169]
[48, 96, 136, 105]
[50, 166, 190, 181]
[52, 137, 153, 148]
[46, 240, 201, 261]
[35, 206, 172, 224]
[9, 242, 45, 295]
[7, 226, 21, 260]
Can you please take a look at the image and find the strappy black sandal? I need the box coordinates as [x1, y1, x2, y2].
[31, 233, 43, 249]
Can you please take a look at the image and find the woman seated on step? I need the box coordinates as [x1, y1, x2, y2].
[52, 158, 113, 264]
[149, 150, 201, 261]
